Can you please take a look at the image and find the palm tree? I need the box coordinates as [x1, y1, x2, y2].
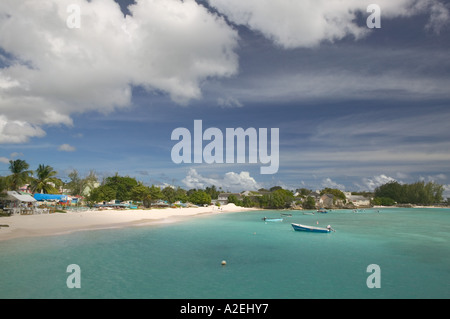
[7, 159, 32, 191]
[0, 176, 7, 197]
[29, 164, 60, 194]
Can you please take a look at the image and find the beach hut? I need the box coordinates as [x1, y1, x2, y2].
[151, 200, 170, 208]
[3, 191, 37, 215]
[5, 191, 37, 203]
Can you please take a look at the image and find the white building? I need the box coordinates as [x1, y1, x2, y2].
[344, 192, 371, 207]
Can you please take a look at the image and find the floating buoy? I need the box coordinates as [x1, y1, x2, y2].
[221, 260, 227, 266]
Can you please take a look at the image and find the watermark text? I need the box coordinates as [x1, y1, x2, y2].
[171, 120, 279, 174]
[366, 264, 381, 288]
[66, 264, 81, 289]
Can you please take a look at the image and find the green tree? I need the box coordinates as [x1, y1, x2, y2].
[82, 171, 99, 196]
[320, 188, 346, 201]
[295, 188, 311, 197]
[130, 183, 151, 202]
[256, 189, 294, 209]
[66, 170, 83, 196]
[270, 189, 294, 209]
[104, 174, 138, 201]
[302, 196, 316, 209]
[258, 194, 270, 208]
[162, 186, 176, 203]
[148, 185, 163, 201]
[29, 164, 60, 194]
[269, 186, 283, 192]
[242, 196, 256, 208]
[174, 187, 188, 202]
[205, 185, 220, 200]
[375, 181, 444, 205]
[130, 184, 163, 207]
[7, 159, 33, 191]
[375, 181, 404, 203]
[0, 176, 7, 197]
[67, 170, 99, 198]
[189, 190, 211, 206]
[432, 183, 444, 203]
[227, 194, 242, 206]
[87, 185, 116, 204]
[372, 197, 396, 206]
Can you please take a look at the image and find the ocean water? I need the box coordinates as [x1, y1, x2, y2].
[0, 208, 449, 299]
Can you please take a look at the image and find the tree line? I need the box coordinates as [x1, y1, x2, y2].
[0, 159, 61, 194]
[1, 159, 301, 208]
[373, 181, 444, 206]
[1, 159, 447, 208]
[0, 159, 218, 207]
[227, 188, 296, 209]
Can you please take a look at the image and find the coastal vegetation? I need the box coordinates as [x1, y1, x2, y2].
[29, 164, 60, 194]
[6, 159, 33, 192]
[227, 189, 295, 209]
[373, 181, 444, 206]
[1, 159, 448, 209]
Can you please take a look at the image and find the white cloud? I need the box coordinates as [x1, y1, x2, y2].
[217, 96, 243, 108]
[0, 152, 24, 164]
[0, 115, 46, 144]
[0, 0, 239, 143]
[182, 168, 218, 189]
[420, 174, 447, 182]
[321, 178, 345, 191]
[424, 0, 450, 33]
[208, 0, 366, 48]
[207, 0, 449, 48]
[182, 168, 261, 192]
[10, 152, 23, 158]
[58, 144, 76, 152]
[222, 171, 261, 191]
[396, 172, 410, 180]
[361, 174, 397, 191]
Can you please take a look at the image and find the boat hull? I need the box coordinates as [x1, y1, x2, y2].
[263, 218, 283, 222]
[291, 223, 331, 233]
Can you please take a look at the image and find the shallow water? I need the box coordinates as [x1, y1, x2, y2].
[0, 208, 449, 299]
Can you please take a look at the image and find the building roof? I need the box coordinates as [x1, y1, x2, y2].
[218, 193, 242, 198]
[34, 193, 68, 201]
[6, 191, 37, 202]
[347, 195, 370, 201]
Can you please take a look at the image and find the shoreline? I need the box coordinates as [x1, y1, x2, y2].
[0, 204, 259, 242]
[1, 205, 447, 242]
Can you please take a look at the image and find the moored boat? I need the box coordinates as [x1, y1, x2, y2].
[262, 217, 283, 222]
[291, 223, 334, 233]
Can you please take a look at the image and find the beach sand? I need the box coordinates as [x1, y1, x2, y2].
[0, 204, 258, 242]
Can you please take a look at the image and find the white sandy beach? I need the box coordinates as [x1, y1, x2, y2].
[0, 204, 258, 242]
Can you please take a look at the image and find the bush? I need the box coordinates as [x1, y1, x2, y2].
[189, 190, 211, 206]
[372, 197, 396, 206]
[302, 196, 316, 209]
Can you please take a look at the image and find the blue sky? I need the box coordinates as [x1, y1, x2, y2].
[1, 0, 450, 195]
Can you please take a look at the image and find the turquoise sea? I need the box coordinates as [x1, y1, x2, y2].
[0, 208, 449, 299]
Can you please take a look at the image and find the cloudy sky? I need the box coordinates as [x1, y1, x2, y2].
[1, 0, 450, 195]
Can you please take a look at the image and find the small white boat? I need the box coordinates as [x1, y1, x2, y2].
[262, 217, 283, 222]
[291, 223, 335, 233]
